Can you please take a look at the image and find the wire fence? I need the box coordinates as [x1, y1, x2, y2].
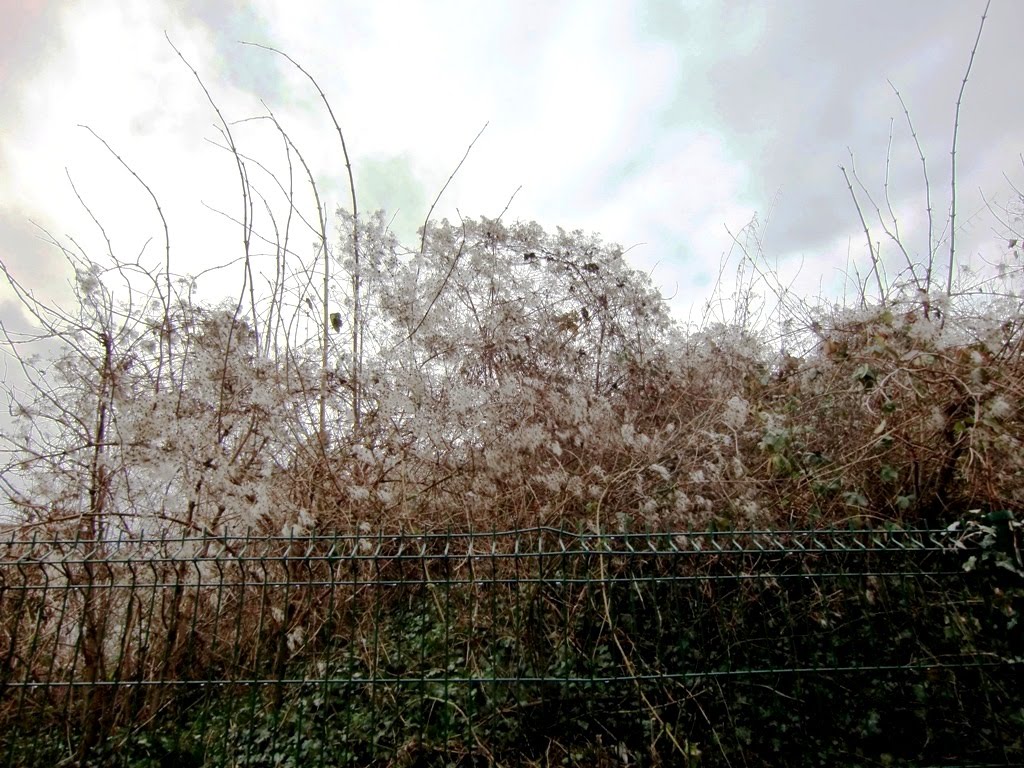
[0, 524, 1021, 767]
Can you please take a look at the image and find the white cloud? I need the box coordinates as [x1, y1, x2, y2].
[0, 0, 1020, 330]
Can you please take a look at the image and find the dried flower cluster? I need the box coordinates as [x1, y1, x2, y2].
[2, 204, 1022, 540]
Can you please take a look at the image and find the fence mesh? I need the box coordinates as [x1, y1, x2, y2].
[1, 525, 1021, 766]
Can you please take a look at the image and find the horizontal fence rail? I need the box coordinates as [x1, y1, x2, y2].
[0, 525, 1021, 767]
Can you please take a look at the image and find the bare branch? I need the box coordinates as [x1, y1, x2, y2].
[888, 79, 935, 298]
[166, 34, 259, 360]
[840, 154, 885, 303]
[495, 185, 522, 222]
[78, 124, 175, 385]
[947, 0, 991, 299]
[419, 122, 489, 258]
[241, 40, 361, 430]
[403, 222, 469, 345]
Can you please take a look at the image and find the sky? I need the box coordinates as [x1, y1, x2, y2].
[0, 0, 1022, 338]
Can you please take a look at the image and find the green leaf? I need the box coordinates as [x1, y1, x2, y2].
[853, 364, 877, 389]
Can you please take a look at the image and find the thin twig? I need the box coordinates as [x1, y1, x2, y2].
[947, 0, 991, 299]
[495, 184, 522, 222]
[404, 219, 469, 344]
[241, 40, 361, 431]
[78, 125, 175, 390]
[405, 124, 488, 345]
[888, 79, 934, 302]
[419, 122, 489, 258]
[840, 155, 885, 303]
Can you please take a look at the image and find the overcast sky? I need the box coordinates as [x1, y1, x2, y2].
[1, 0, 1022, 334]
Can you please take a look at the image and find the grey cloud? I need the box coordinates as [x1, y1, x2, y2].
[355, 154, 429, 246]
[173, 0, 289, 103]
[0, 1, 68, 178]
[0, 207, 71, 305]
[0, 1, 65, 93]
[640, 0, 1024, 268]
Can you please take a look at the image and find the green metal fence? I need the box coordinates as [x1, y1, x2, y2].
[0, 525, 1021, 767]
